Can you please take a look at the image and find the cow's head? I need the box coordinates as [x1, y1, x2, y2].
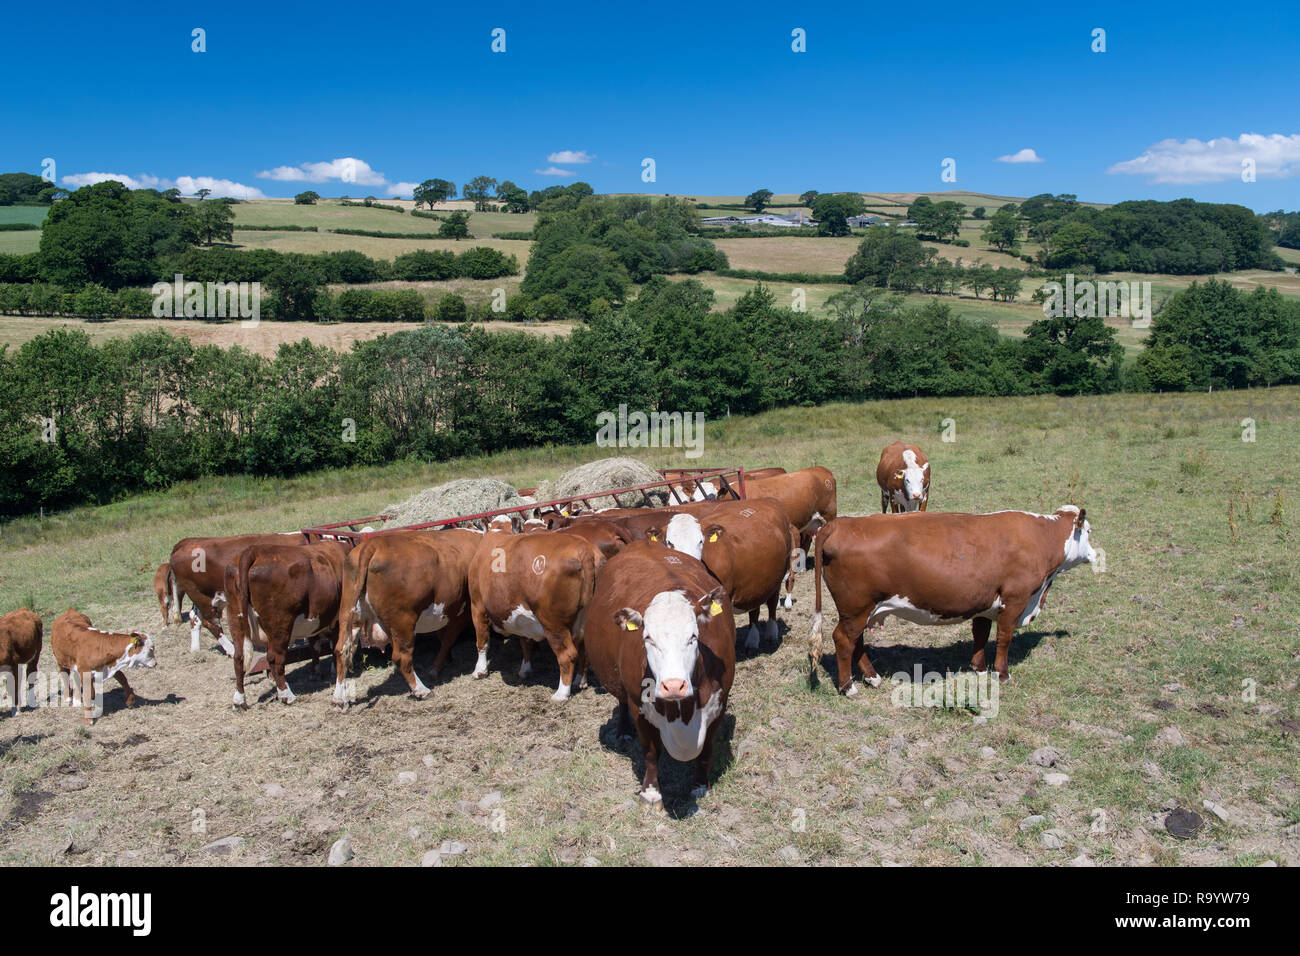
[615, 585, 726, 701]
[121, 632, 158, 670]
[1058, 506, 1096, 568]
[655, 513, 705, 559]
[897, 450, 929, 507]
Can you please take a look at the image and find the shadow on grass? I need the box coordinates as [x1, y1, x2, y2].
[813, 627, 1068, 688]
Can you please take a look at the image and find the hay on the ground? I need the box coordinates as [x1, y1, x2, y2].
[383, 478, 520, 528]
[533, 457, 667, 510]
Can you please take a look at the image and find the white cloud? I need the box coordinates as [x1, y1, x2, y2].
[60, 171, 265, 199]
[996, 148, 1044, 164]
[383, 182, 420, 198]
[1108, 133, 1300, 184]
[534, 166, 576, 177]
[547, 150, 593, 164]
[256, 157, 389, 187]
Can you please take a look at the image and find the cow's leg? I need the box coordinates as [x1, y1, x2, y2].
[544, 627, 578, 702]
[970, 617, 992, 673]
[1, 666, 14, 717]
[691, 716, 723, 800]
[429, 620, 460, 679]
[392, 626, 429, 700]
[881, 489, 889, 514]
[616, 699, 634, 744]
[635, 716, 663, 804]
[471, 604, 492, 679]
[833, 612, 877, 695]
[573, 640, 587, 692]
[992, 610, 1020, 682]
[266, 639, 295, 704]
[114, 671, 137, 708]
[764, 593, 780, 645]
[232, 629, 248, 709]
[744, 609, 761, 652]
[517, 637, 534, 680]
[81, 670, 94, 726]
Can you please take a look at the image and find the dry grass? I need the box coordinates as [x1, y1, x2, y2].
[1, 388, 1297, 866]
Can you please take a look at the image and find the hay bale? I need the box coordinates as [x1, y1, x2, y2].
[383, 478, 520, 528]
[537, 457, 667, 510]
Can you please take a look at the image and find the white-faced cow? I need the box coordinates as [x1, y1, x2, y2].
[50, 609, 157, 726]
[811, 506, 1097, 692]
[169, 533, 303, 654]
[584, 540, 736, 804]
[467, 528, 605, 701]
[334, 528, 482, 709]
[0, 608, 42, 717]
[224, 540, 349, 708]
[600, 499, 800, 653]
[876, 441, 930, 513]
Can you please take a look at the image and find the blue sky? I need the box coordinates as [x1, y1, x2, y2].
[4, 0, 1298, 210]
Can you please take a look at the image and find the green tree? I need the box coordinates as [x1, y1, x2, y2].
[1020, 311, 1123, 395]
[294, 190, 320, 205]
[438, 211, 471, 240]
[812, 193, 867, 236]
[745, 188, 774, 213]
[981, 207, 1021, 253]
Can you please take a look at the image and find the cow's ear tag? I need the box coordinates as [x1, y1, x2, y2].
[650, 534, 658, 541]
[708, 532, 718, 543]
[709, 600, 723, 617]
[560, 509, 569, 516]
[625, 620, 638, 631]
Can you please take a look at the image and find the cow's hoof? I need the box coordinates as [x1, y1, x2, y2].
[333, 701, 349, 713]
[472, 669, 488, 680]
[124, 696, 136, 708]
[843, 682, 858, 697]
[412, 688, 431, 701]
[639, 786, 662, 805]
[517, 662, 532, 679]
[550, 688, 571, 703]
[997, 671, 1010, 683]
[864, 674, 882, 688]
[689, 784, 708, 800]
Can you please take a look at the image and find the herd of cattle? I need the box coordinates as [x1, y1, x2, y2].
[0, 442, 1098, 804]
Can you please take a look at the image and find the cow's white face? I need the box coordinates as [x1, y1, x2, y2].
[1059, 506, 1096, 569]
[120, 634, 158, 670]
[899, 450, 929, 504]
[663, 513, 704, 559]
[690, 481, 717, 502]
[622, 590, 699, 701]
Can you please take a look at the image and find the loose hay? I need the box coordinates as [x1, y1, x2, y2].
[533, 457, 667, 510]
[383, 478, 520, 528]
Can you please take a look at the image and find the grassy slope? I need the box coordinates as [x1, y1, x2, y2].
[1, 388, 1296, 866]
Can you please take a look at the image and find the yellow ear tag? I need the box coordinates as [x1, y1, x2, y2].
[561, 509, 569, 516]
[625, 620, 638, 631]
[649, 534, 658, 541]
[708, 532, 718, 543]
[709, 600, 723, 617]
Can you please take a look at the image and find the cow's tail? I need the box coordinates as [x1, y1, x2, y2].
[783, 523, 801, 608]
[235, 547, 259, 657]
[809, 521, 831, 686]
[339, 544, 371, 676]
[169, 563, 183, 623]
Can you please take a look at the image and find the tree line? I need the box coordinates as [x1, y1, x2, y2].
[6, 273, 1296, 518]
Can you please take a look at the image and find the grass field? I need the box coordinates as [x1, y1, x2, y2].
[0, 207, 49, 226]
[1, 388, 1297, 866]
[0, 231, 40, 254]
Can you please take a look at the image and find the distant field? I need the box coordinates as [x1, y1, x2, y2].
[0, 316, 571, 356]
[0, 231, 40, 254]
[231, 199, 535, 240]
[1, 387, 1296, 866]
[0, 206, 49, 225]
[714, 237, 859, 274]
[231, 228, 532, 265]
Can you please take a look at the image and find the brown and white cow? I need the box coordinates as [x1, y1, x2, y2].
[876, 441, 930, 513]
[811, 506, 1097, 692]
[0, 608, 42, 717]
[584, 540, 735, 804]
[153, 563, 180, 627]
[334, 528, 482, 708]
[50, 609, 157, 726]
[224, 540, 349, 708]
[605, 499, 800, 653]
[169, 532, 304, 654]
[467, 528, 606, 701]
[529, 518, 627, 561]
[743, 466, 837, 550]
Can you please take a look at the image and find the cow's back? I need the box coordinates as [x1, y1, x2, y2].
[0, 609, 42, 665]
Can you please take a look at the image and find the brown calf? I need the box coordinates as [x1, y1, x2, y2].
[51, 609, 157, 726]
[0, 609, 42, 717]
[744, 466, 837, 550]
